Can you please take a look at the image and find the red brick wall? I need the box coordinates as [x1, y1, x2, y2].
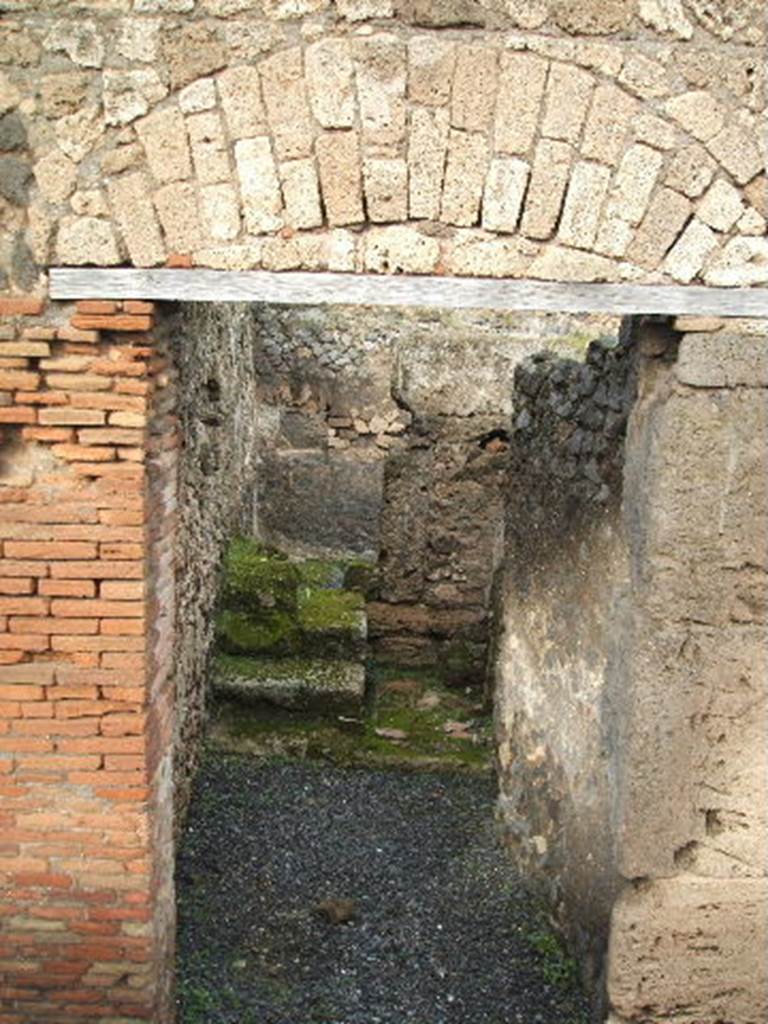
[0, 297, 177, 1023]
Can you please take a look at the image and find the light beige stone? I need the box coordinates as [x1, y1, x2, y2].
[70, 189, 108, 217]
[260, 47, 314, 161]
[103, 69, 167, 127]
[154, 181, 203, 252]
[595, 218, 634, 258]
[445, 231, 537, 277]
[200, 183, 241, 242]
[108, 170, 166, 267]
[520, 138, 572, 240]
[179, 79, 217, 115]
[364, 226, 439, 274]
[707, 117, 764, 186]
[261, 233, 327, 271]
[337, 0, 393, 17]
[26, 202, 54, 264]
[663, 218, 718, 283]
[194, 240, 263, 270]
[201, 0, 262, 12]
[353, 34, 407, 148]
[664, 143, 717, 198]
[34, 150, 77, 203]
[632, 112, 678, 150]
[407, 36, 456, 107]
[571, 40, 624, 76]
[551, 0, 635, 34]
[482, 157, 529, 233]
[638, 0, 693, 38]
[541, 62, 595, 144]
[316, 131, 364, 227]
[673, 316, 725, 333]
[627, 186, 691, 269]
[223, 20, 281, 63]
[604, 144, 663, 226]
[218, 66, 266, 140]
[697, 179, 744, 233]
[440, 131, 490, 228]
[235, 137, 283, 234]
[451, 43, 499, 134]
[738, 208, 767, 236]
[306, 39, 355, 129]
[135, 0, 194, 9]
[56, 215, 120, 265]
[504, 0, 549, 28]
[618, 52, 670, 100]
[101, 142, 144, 176]
[558, 161, 612, 249]
[665, 90, 725, 143]
[279, 158, 323, 230]
[326, 229, 357, 272]
[408, 106, 450, 221]
[703, 237, 768, 287]
[41, 73, 89, 119]
[55, 106, 104, 163]
[136, 106, 192, 185]
[263, 0, 330, 15]
[187, 111, 230, 185]
[582, 83, 640, 165]
[44, 20, 104, 68]
[529, 245, 618, 282]
[494, 51, 548, 156]
[116, 18, 161, 62]
[364, 158, 408, 223]
[0, 72, 21, 114]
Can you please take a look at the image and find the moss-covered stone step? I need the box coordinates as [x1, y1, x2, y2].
[213, 654, 365, 714]
[221, 538, 300, 614]
[296, 586, 367, 659]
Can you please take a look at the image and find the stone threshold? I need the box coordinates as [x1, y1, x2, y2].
[49, 269, 768, 318]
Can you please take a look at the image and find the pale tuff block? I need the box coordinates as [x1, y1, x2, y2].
[529, 246, 618, 282]
[441, 131, 490, 227]
[103, 69, 167, 127]
[520, 139, 572, 240]
[305, 38, 355, 128]
[364, 158, 408, 223]
[704, 238, 768, 287]
[337, 0, 393, 17]
[116, 17, 161, 63]
[627, 187, 691, 270]
[235, 137, 283, 234]
[541, 63, 594, 144]
[450, 43, 499, 134]
[260, 47, 314, 160]
[632, 113, 678, 150]
[407, 36, 455, 107]
[637, 0, 693, 39]
[136, 106, 191, 184]
[353, 34, 407, 147]
[280, 158, 323, 230]
[408, 106, 449, 221]
[201, 183, 241, 242]
[663, 218, 718, 283]
[154, 182, 203, 252]
[186, 110, 230, 185]
[707, 118, 764, 186]
[494, 51, 547, 156]
[482, 158, 530, 233]
[218, 66, 266, 139]
[618, 52, 668, 100]
[665, 143, 717, 198]
[179, 78, 216, 114]
[108, 171, 166, 267]
[56, 216, 121, 266]
[444, 232, 537, 278]
[603, 144, 663, 226]
[34, 151, 77, 203]
[697, 179, 745, 233]
[364, 226, 439, 274]
[316, 131, 364, 227]
[582, 82, 640, 165]
[594, 218, 634, 258]
[665, 90, 725, 143]
[558, 162, 612, 249]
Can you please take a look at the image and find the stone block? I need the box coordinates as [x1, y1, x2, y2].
[306, 39, 355, 129]
[529, 245, 618, 282]
[55, 106, 104, 163]
[407, 36, 456, 107]
[440, 130, 490, 227]
[261, 234, 326, 271]
[481, 157, 530, 233]
[665, 90, 725, 142]
[263, 0, 330, 14]
[213, 655, 365, 714]
[408, 106, 449, 220]
[664, 143, 717, 198]
[316, 131, 364, 227]
[603, 143, 663, 226]
[363, 158, 408, 223]
[632, 112, 678, 150]
[103, 69, 167, 127]
[337, 0, 394, 19]
[136, 106, 192, 185]
[618, 51, 669, 99]
[187, 111, 230, 185]
[235, 137, 283, 234]
[153, 182, 203, 253]
[34, 151, 77, 204]
[706, 116, 764, 185]
[164, 22, 226, 91]
[520, 139, 572, 240]
[116, 17, 161, 62]
[0, 71, 21, 114]
[108, 171, 166, 267]
[200, 183, 241, 242]
[703, 237, 768, 287]
[608, 877, 768, 1024]
[56, 216, 120, 265]
[364, 226, 440, 274]
[43, 20, 104, 68]
[444, 232, 537, 278]
[558, 161, 612, 249]
[541, 62, 594, 143]
[627, 186, 691, 270]
[218, 66, 266, 139]
[676, 333, 768, 388]
[594, 218, 634, 258]
[450, 43, 499, 133]
[638, 0, 694, 38]
[494, 51, 547, 156]
[179, 79, 217, 115]
[279, 158, 323, 230]
[0, 111, 25, 151]
[40, 71, 89, 119]
[663, 218, 718, 283]
[260, 46, 314, 161]
[101, 142, 144, 176]
[697, 178, 744, 232]
[353, 34, 407, 148]
[552, 0, 635, 34]
[582, 82, 640, 164]
[258, 451, 383, 557]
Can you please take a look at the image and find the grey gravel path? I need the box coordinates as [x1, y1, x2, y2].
[176, 755, 589, 1024]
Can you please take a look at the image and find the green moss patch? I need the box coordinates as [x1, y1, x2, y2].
[216, 609, 300, 656]
[298, 587, 365, 633]
[222, 538, 299, 613]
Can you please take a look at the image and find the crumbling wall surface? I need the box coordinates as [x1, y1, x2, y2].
[169, 302, 259, 816]
[606, 317, 768, 1024]
[493, 320, 638, 994]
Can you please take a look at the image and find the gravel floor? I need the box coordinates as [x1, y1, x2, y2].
[176, 754, 589, 1024]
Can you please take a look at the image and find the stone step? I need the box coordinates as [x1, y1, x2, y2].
[212, 654, 365, 715]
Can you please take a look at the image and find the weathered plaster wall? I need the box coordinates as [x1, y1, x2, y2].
[0, 0, 766, 295]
